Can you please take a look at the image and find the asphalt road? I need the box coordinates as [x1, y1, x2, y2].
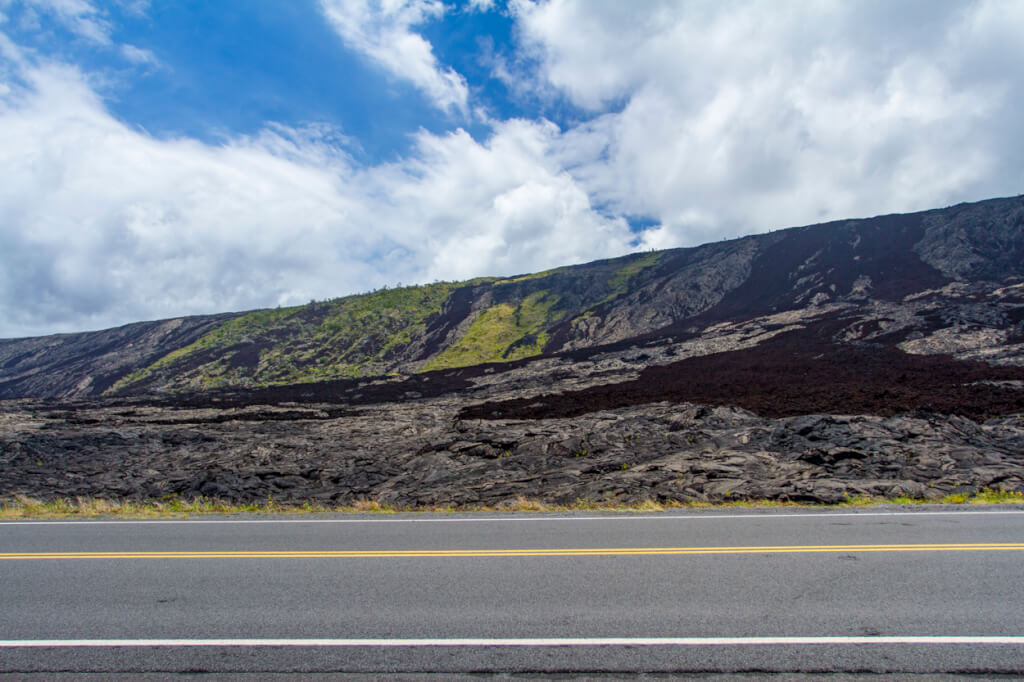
[2, 506, 1024, 677]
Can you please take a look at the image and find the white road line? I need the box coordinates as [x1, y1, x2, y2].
[2, 510, 1024, 525]
[1, 636, 1023, 647]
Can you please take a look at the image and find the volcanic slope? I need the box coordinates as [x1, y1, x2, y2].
[0, 193, 1022, 401]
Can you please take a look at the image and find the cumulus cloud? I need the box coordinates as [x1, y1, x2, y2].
[370, 119, 632, 282]
[0, 53, 632, 337]
[3, 1, 1024, 337]
[319, 0, 469, 114]
[513, 0, 1024, 246]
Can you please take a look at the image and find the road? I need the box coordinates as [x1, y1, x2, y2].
[2, 507, 1024, 676]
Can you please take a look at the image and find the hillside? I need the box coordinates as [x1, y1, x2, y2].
[2, 194, 1024, 507]
[2, 194, 1023, 400]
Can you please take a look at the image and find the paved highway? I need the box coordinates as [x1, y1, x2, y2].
[2, 507, 1024, 676]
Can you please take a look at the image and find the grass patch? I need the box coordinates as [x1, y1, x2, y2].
[494, 266, 567, 284]
[607, 251, 662, 295]
[0, 495, 392, 520]
[869, 488, 1024, 505]
[422, 290, 562, 371]
[2, 489, 1021, 520]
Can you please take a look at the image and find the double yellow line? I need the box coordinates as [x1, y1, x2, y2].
[1, 543, 1023, 560]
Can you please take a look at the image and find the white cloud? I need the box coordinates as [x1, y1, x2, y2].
[24, 0, 112, 44]
[3, 1, 1024, 337]
[113, 0, 149, 17]
[370, 119, 632, 282]
[0, 55, 633, 337]
[513, 0, 1024, 246]
[119, 43, 156, 66]
[319, 0, 469, 114]
[10, 0, 158, 67]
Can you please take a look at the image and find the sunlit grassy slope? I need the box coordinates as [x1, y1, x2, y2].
[108, 251, 665, 394]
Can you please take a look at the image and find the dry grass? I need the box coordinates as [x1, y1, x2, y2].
[1, 489, 1022, 520]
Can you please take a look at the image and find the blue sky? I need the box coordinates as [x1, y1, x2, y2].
[2, 1, 500, 159]
[1, 0, 1022, 337]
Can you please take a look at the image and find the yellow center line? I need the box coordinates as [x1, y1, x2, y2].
[0, 543, 1023, 560]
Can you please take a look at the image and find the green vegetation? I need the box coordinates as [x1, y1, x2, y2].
[4, 489, 1021, 519]
[587, 251, 664, 311]
[109, 282, 462, 393]
[559, 252, 665, 333]
[103, 250, 672, 394]
[0, 495, 394, 519]
[109, 306, 301, 392]
[607, 251, 662, 295]
[856, 488, 1024, 506]
[422, 289, 564, 370]
[494, 266, 567, 284]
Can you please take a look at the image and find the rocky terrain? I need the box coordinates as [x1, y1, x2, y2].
[1, 345, 1022, 506]
[1, 194, 1023, 506]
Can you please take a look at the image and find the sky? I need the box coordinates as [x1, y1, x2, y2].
[1, 1, 1022, 338]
